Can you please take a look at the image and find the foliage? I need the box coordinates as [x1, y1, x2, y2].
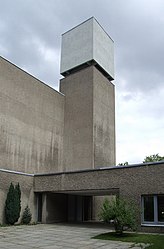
[21, 205, 32, 224]
[5, 183, 21, 225]
[143, 153, 164, 163]
[5, 183, 14, 224]
[99, 197, 137, 235]
[117, 162, 129, 166]
[117, 153, 164, 166]
[93, 232, 164, 249]
[15, 183, 21, 222]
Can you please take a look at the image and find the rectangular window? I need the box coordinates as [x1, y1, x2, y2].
[142, 195, 164, 225]
[158, 196, 164, 222]
[144, 196, 154, 222]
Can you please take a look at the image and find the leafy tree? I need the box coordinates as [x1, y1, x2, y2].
[118, 162, 129, 166]
[143, 153, 164, 163]
[99, 197, 137, 235]
[21, 205, 32, 224]
[5, 183, 21, 225]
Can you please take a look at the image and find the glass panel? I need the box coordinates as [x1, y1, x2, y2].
[37, 193, 42, 222]
[144, 196, 154, 222]
[158, 195, 164, 222]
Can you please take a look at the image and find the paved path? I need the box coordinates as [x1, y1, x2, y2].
[0, 223, 145, 249]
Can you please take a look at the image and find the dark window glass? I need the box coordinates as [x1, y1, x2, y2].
[158, 196, 164, 222]
[37, 193, 42, 222]
[144, 196, 154, 222]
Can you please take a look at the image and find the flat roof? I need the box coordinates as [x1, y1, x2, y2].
[34, 160, 164, 177]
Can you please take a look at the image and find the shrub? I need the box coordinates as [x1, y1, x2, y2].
[15, 183, 21, 222]
[99, 197, 137, 235]
[5, 183, 21, 225]
[21, 205, 32, 224]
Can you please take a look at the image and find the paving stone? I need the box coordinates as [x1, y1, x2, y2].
[0, 224, 146, 249]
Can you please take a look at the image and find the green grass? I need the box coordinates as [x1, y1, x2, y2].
[93, 232, 164, 249]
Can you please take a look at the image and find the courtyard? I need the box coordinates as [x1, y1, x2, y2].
[0, 223, 146, 249]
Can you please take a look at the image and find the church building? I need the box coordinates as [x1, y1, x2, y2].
[0, 17, 163, 233]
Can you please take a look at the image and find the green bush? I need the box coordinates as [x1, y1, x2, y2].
[5, 183, 21, 225]
[15, 183, 21, 222]
[99, 197, 137, 235]
[21, 205, 32, 224]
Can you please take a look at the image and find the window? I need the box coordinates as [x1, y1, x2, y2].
[158, 196, 164, 222]
[142, 195, 164, 225]
[143, 196, 154, 222]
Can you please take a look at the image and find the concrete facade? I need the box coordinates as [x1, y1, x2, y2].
[0, 57, 65, 174]
[60, 17, 114, 80]
[60, 66, 115, 171]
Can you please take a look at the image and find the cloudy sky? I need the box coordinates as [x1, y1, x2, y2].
[0, 0, 164, 165]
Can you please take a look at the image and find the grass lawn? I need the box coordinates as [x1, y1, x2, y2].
[93, 232, 164, 249]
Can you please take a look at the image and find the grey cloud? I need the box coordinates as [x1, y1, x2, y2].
[0, 0, 115, 88]
[1, 0, 164, 92]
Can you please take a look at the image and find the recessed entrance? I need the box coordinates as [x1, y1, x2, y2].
[36, 189, 118, 224]
[68, 195, 92, 222]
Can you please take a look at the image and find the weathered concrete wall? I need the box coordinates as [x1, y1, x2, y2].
[60, 66, 94, 171]
[93, 67, 115, 167]
[0, 57, 65, 174]
[34, 162, 164, 232]
[0, 170, 35, 224]
[60, 65, 115, 171]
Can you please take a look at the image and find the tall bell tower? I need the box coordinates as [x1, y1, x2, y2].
[60, 17, 115, 171]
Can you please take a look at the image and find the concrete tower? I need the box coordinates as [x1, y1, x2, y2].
[60, 17, 115, 171]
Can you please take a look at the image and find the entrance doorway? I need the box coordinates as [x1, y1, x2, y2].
[83, 196, 92, 221]
[68, 195, 92, 222]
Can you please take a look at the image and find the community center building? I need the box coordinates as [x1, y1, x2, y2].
[0, 17, 163, 232]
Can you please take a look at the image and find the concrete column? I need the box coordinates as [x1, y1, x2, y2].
[41, 193, 47, 223]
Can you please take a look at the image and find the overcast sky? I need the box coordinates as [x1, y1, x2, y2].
[0, 0, 164, 165]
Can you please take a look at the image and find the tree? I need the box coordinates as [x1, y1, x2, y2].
[15, 183, 21, 222]
[117, 162, 129, 166]
[143, 154, 164, 163]
[21, 205, 32, 224]
[5, 183, 15, 225]
[5, 183, 21, 225]
[99, 197, 137, 235]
